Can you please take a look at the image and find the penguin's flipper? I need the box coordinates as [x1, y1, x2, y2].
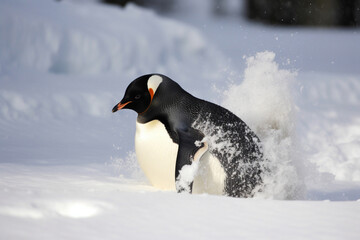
[175, 128, 204, 193]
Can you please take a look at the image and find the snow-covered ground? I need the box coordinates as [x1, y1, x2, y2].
[0, 0, 359, 239]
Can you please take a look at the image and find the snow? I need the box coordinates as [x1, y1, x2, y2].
[223, 51, 303, 200]
[1, 0, 360, 239]
[1, 165, 359, 240]
[176, 160, 200, 193]
[1, 164, 359, 240]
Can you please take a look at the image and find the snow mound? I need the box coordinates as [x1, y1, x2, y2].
[0, 0, 222, 79]
[222, 51, 304, 199]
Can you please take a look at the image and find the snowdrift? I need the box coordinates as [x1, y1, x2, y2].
[0, 0, 222, 77]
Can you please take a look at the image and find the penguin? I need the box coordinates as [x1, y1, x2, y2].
[112, 74, 265, 198]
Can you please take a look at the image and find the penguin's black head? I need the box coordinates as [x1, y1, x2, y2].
[112, 74, 163, 114]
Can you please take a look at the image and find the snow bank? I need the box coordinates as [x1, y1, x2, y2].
[222, 52, 303, 199]
[0, 0, 222, 78]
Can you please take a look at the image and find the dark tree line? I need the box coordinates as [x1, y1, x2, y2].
[247, 0, 360, 26]
[99, 0, 359, 27]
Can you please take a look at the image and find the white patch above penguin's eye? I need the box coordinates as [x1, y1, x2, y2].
[147, 75, 163, 94]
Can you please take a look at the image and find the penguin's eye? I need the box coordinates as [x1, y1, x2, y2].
[134, 94, 141, 100]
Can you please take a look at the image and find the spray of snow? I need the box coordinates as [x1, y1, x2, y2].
[109, 151, 146, 181]
[193, 117, 240, 162]
[222, 51, 304, 199]
[175, 160, 200, 193]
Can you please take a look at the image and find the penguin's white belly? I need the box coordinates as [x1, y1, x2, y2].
[135, 120, 226, 195]
[135, 120, 178, 190]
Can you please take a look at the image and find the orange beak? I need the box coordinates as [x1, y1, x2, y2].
[112, 101, 132, 113]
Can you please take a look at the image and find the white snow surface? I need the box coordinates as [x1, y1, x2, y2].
[1, 0, 360, 239]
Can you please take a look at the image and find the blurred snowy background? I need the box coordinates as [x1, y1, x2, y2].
[1, 0, 359, 239]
